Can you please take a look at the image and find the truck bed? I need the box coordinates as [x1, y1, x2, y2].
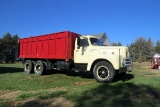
[19, 31, 80, 60]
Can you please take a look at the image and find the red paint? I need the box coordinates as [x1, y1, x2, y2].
[19, 31, 80, 60]
[151, 57, 160, 69]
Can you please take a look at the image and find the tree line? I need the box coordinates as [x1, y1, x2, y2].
[113, 37, 160, 62]
[129, 37, 160, 62]
[0, 33, 19, 63]
[0, 32, 160, 63]
[111, 42, 122, 46]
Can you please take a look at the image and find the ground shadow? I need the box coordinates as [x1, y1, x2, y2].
[0, 67, 23, 74]
[66, 70, 94, 79]
[17, 83, 160, 107]
[113, 73, 134, 82]
[48, 70, 134, 81]
[47, 69, 94, 79]
[74, 83, 160, 107]
[17, 91, 69, 107]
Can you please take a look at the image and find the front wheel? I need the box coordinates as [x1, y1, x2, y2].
[93, 61, 115, 83]
[34, 60, 45, 75]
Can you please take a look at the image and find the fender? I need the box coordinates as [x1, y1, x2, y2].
[87, 54, 120, 71]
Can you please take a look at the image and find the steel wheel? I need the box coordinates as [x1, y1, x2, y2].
[96, 66, 110, 80]
[35, 63, 41, 73]
[25, 63, 30, 71]
[34, 60, 45, 75]
[93, 61, 115, 83]
[24, 60, 34, 74]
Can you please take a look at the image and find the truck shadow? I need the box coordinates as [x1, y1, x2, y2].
[47, 70, 94, 79]
[48, 70, 134, 82]
[113, 73, 134, 82]
[0, 67, 23, 74]
[66, 71, 134, 82]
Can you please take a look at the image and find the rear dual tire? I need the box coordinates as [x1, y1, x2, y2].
[24, 60, 45, 75]
[34, 60, 45, 75]
[24, 60, 34, 74]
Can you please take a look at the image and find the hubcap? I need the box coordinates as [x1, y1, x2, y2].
[35, 64, 41, 73]
[97, 66, 109, 80]
[25, 63, 29, 71]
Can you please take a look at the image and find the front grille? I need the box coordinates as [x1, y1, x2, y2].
[124, 58, 132, 66]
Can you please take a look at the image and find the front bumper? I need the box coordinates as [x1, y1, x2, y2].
[119, 58, 132, 73]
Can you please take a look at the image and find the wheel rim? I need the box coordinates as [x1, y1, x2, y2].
[96, 66, 110, 80]
[35, 63, 41, 73]
[25, 63, 30, 71]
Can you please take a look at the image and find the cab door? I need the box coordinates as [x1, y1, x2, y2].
[74, 37, 90, 63]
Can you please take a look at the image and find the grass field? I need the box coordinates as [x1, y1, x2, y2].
[0, 62, 160, 107]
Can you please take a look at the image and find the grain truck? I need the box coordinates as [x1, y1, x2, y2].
[19, 31, 132, 83]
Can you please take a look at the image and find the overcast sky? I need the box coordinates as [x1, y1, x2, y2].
[0, 0, 160, 45]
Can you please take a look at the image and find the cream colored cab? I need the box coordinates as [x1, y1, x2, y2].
[74, 36, 132, 83]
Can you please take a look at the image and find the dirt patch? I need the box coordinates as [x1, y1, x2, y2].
[73, 81, 93, 85]
[133, 62, 160, 76]
[0, 87, 70, 107]
[0, 90, 22, 100]
[0, 90, 11, 95]
[0, 87, 67, 101]
[134, 62, 157, 69]
[15, 97, 74, 107]
[51, 97, 74, 107]
[133, 62, 151, 69]
[45, 87, 67, 92]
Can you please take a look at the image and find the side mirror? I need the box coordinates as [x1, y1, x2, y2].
[77, 37, 80, 49]
[84, 39, 89, 47]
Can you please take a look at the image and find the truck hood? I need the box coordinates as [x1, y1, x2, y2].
[89, 46, 129, 59]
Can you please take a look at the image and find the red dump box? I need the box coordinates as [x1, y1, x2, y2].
[19, 31, 80, 60]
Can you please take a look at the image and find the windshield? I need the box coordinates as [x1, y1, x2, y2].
[90, 38, 103, 46]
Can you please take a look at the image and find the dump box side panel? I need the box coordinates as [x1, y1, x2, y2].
[19, 31, 80, 60]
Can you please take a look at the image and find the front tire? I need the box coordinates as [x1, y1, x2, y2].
[34, 60, 45, 75]
[24, 60, 34, 74]
[93, 61, 115, 83]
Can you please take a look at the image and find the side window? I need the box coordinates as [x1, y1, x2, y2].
[80, 38, 89, 47]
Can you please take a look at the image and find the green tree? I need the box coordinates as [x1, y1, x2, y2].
[155, 40, 160, 53]
[111, 42, 122, 46]
[129, 43, 135, 61]
[2, 33, 12, 63]
[11, 34, 19, 61]
[117, 42, 122, 46]
[0, 38, 3, 63]
[1, 33, 19, 63]
[129, 37, 155, 62]
[145, 37, 155, 57]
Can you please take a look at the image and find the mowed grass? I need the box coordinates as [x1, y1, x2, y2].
[0, 62, 160, 107]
